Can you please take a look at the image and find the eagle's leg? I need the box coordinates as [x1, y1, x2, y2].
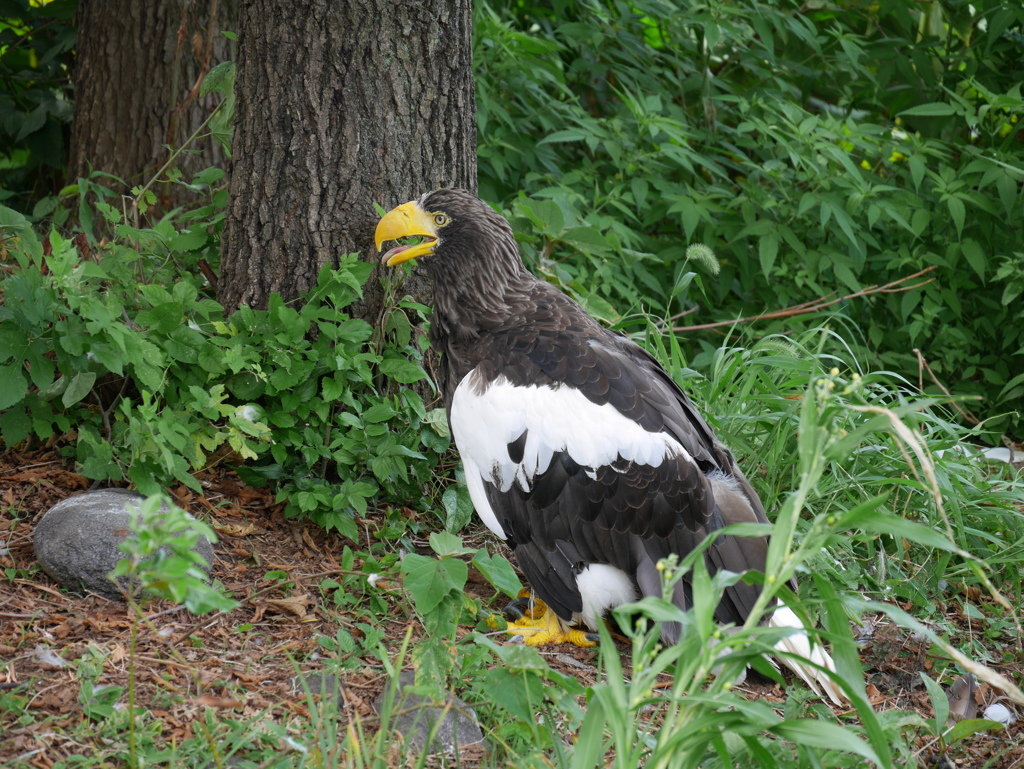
[499, 590, 597, 648]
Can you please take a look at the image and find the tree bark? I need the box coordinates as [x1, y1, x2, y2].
[67, 0, 237, 208]
[218, 0, 476, 317]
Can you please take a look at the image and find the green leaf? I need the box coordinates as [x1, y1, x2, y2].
[428, 531, 475, 557]
[538, 128, 590, 144]
[841, 505, 960, 553]
[442, 484, 474, 532]
[561, 226, 610, 254]
[920, 672, 948, 728]
[995, 171, 1017, 218]
[472, 550, 522, 598]
[520, 199, 565, 233]
[137, 302, 183, 334]
[833, 260, 860, 292]
[0, 407, 32, 446]
[400, 553, 468, 615]
[899, 102, 958, 117]
[672, 196, 701, 240]
[361, 403, 397, 423]
[483, 667, 547, 723]
[998, 371, 1024, 401]
[379, 352, 427, 384]
[79, 435, 121, 481]
[201, 60, 236, 97]
[911, 208, 931, 236]
[61, 371, 97, 408]
[946, 196, 966, 238]
[570, 695, 609, 769]
[908, 155, 927, 191]
[770, 720, 880, 764]
[758, 232, 779, 279]
[961, 239, 987, 281]
[900, 288, 922, 322]
[169, 229, 208, 252]
[947, 718, 1006, 743]
[0, 363, 28, 410]
[15, 104, 47, 142]
[1002, 279, 1023, 307]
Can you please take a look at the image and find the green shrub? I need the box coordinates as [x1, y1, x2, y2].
[0, 1, 76, 208]
[476, 0, 1024, 438]
[0, 183, 448, 539]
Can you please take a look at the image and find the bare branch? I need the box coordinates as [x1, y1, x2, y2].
[671, 266, 938, 333]
[913, 347, 981, 426]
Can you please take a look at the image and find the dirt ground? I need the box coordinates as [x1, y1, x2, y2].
[1, 445, 1021, 767]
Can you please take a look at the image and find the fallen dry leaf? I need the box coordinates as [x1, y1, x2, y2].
[946, 674, 978, 723]
[865, 682, 885, 706]
[265, 595, 310, 618]
[195, 695, 244, 709]
[109, 643, 127, 665]
[214, 522, 257, 537]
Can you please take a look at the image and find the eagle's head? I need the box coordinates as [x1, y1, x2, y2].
[375, 188, 521, 278]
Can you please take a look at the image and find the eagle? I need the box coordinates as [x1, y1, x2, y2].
[375, 188, 843, 705]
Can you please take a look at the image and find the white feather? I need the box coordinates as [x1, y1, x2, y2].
[575, 564, 637, 629]
[459, 449, 506, 538]
[768, 607, 845, 706]
[450, 372, 685, 501]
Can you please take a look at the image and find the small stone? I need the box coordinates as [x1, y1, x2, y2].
[290, 672, 345, 707]
[33, 489, 213, 601]
[373, 671, 484, 755]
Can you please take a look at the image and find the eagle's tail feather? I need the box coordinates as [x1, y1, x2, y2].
[768, 607, 846, 706]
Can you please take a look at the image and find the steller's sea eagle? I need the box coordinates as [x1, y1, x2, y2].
[375, 188, 844, 705]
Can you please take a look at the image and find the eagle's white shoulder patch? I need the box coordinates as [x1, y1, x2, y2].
[450, 372, 690, 538]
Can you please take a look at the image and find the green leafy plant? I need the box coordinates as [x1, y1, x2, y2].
[476, 0, 1024, 438]
[0, 185, 452, 538]
[112, 494, 233, 613]
[0, 0, 76, 208]
[111, 494, 236, 769]
[398, 531, 521, 683]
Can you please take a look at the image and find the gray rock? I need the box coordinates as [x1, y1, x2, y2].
[33, 489, 214, 601]
[290, 672, 345, 707]
[374, 671, 484, 755]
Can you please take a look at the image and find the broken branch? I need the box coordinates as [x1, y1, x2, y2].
[672, 266, 938, 333]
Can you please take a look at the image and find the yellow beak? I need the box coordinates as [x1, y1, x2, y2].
[375, 201, 439, 266]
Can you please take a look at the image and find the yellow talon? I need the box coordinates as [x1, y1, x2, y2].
[564, 627, 597, 648]
[504, 594, 597, 648]
[511, 588, 547, 620]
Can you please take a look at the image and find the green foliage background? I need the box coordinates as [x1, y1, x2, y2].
[0, 0, 1020, 541]
[0, 0, 75, 204]
[476, 0, 1024, 439]
[2, 0, 1022, 438]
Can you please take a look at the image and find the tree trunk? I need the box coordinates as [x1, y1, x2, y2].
[217, 0, 476, 318]
[67, 0, 237, 209]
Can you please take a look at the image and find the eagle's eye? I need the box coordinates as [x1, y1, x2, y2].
[433, 213, 449, 227]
